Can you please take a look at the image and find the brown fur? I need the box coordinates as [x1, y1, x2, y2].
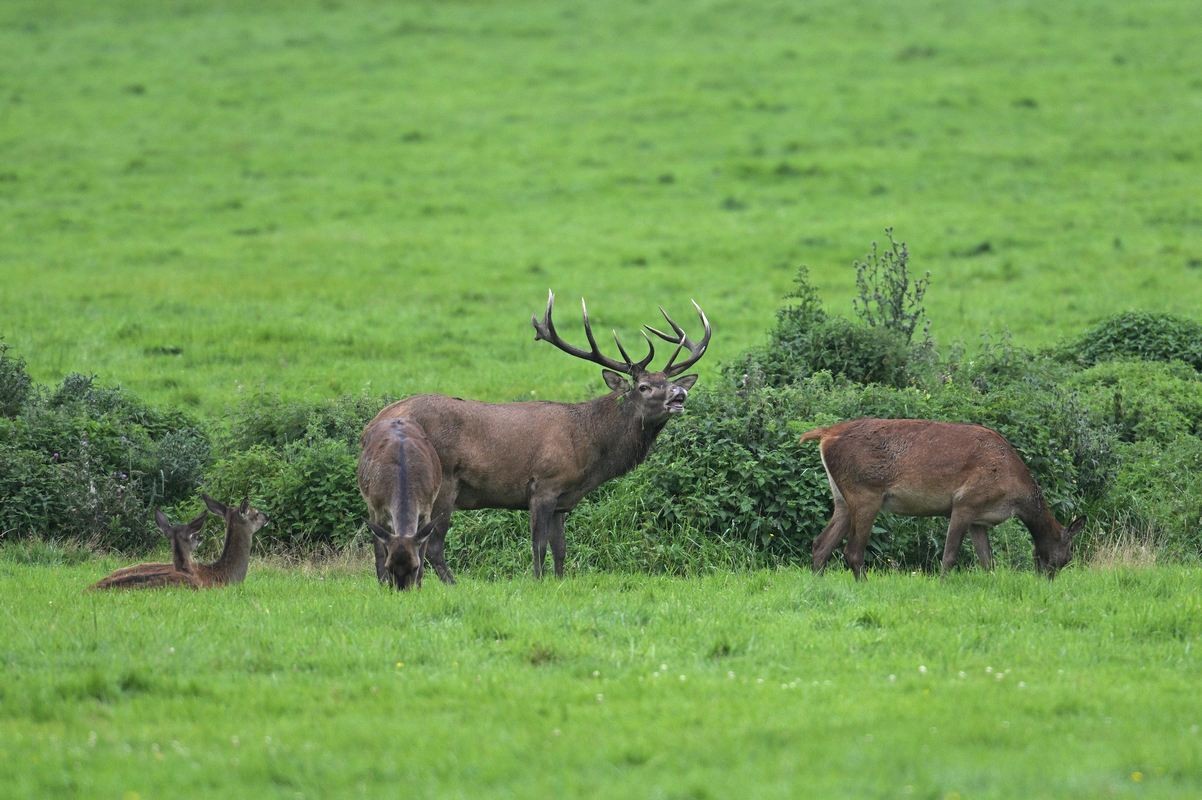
[90, 496, 269, 591]
[800, 418, 1084, 579]
[89, 509, 207, 591]
[365, 292, 709, 581]
[357, 417, 442, 589]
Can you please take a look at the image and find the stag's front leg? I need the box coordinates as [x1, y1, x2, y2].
[529, 499, 557, 579]
[969, 524, 994, 570]
[940, 508, 975, 575]
[549, 510, 568, 578]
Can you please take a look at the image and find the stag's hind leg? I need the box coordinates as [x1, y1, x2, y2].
[549, 510, 568, 578]
[529, 498, 558, 579]
[940, 507, 977, 574]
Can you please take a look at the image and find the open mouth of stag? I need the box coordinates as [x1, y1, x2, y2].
[666, 397, 686, 413]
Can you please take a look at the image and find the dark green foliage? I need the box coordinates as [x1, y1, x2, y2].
[0, 339, 32, 417]
[1067, 360, 1202, 444]
[0, 365, 210, 549]
[222, 393, 391, 451]
[1100, 436, 1202, 556]
[1059, 311, 1202, 371]
[852, 228, 931, 346]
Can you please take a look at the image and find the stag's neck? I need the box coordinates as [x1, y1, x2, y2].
[204, 523, 253, 585]
[587, 394, 669, 482]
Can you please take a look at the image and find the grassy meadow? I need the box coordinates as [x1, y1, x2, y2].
[2, 558, 1200, 799]
[2, 0, 1201, 412]
[4, 0, 1202, 797]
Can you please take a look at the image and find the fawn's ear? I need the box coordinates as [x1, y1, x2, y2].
[367, 521, 392, 542]
[1066, 518, 1086, 539]
[202, 494, 228, 517]
[602, 369, 630, 392]
[154, 509, 172, 535]
[186, 510, 208, 535]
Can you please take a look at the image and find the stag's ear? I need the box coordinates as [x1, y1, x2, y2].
[1066, 518, 1086, 540]
[602, 369, 630, 392]
[154, 508, 172, 535]
[367, 521, 392, 542]
[673, 374, 699, 391]
[202, 494, 228, 517]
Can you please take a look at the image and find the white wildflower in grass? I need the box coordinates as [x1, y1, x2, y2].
[1018, 681, 1027, 689]
[957, 671, 967, 679]
[727, 671, 736, 679]
[595, 693, 604, 703]
[592, 670, 600, 678]
[678, 674, 687, 682]
[918, 665, 927, 674]
[888, 674, 897, 683]
[985, 666, 993, 673]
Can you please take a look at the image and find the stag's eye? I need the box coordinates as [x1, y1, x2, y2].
[638, 384, 652, 394]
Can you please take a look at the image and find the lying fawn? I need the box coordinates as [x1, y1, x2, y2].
[90, 509, 208, 590]
[800, 418, 1084, 579]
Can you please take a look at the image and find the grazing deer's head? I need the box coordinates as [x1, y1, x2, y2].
[532, 291, 709, 425]
[154, 508, 207, 570]
[369, 522, 432, 590]
[1034, 517, 1085, 577]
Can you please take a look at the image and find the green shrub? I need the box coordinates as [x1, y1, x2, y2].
[1059, 311, 1202, 371]
[222, 393, 389, 450]
[1067, 360, 1202, 444]
[1097, 436, 1202, 558]
[0, 339, 32, 417]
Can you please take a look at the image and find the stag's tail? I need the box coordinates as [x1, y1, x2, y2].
[798, 427, 828, 445]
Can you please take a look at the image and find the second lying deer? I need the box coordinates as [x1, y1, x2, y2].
[90, 495, 270, 590]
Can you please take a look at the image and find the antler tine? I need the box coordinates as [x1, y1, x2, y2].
[531, 290, 634, 374]
[645, 300, 711, 376]
[612, 328, 656, 373]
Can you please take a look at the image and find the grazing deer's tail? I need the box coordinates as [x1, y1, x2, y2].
[798, 427, 827, 445]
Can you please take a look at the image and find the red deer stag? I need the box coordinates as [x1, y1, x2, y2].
[364, 291, 710, 581]
[90, 509, 208, 590]
[358, 417, 442, 589]
[800, 418, 1084, 580]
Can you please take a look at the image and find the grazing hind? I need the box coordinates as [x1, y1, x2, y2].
[357, 417, 442, 589]
[90, 509, 208, 590]
[800, 418, 1084, 580]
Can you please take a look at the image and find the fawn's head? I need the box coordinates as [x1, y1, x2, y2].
[154, 508, 207, 563]
[368, 522, 432, 591]
[201, 494, 270, 536]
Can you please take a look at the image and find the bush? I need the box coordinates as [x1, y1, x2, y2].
[1067, 360, 1202, 444]
[1096, 436, 1202, 558]
[221, 393, 389, 451]
[0, 369, 211, 550]
[1059, 311, 1202, 371]
[0, 339, 32, 417]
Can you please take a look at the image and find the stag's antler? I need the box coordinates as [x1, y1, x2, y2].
[645, 300, 711, 376]
[532, 291, 655, 375]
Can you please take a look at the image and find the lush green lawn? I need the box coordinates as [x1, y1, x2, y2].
[3, 0, 1201, 414]
[1, 558, 1198, 798]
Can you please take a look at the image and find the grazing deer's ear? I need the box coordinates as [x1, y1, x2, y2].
[1066, 518, 1086, 539]
[202, 494, 228, 517]
[673, 374, 699, 391]
[154, 508, 172, 534]
[602, 369, 630, 392]
[367, 521, 392, 542]
[415, 522, 435, 547]
[238, 497, 251, 515]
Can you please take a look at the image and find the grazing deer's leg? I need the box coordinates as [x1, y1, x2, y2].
[424, 487, 457, 585]
[812, 499, 850, 574]
[550, 511, 568, 578]
[969, 524, 994, 570]
[940, 508, 975, 575]
[844, 497, 883, 581]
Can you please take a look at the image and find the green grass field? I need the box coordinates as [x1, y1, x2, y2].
[2, 558, 1200, 799]
[4, 0, 1202, 796]
[3, 0, 1201, 413]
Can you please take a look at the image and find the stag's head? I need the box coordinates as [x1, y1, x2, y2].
[532, 291, 710, 424]
[369, 522, 432, 590]
[1034, 517, 1085, 578]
